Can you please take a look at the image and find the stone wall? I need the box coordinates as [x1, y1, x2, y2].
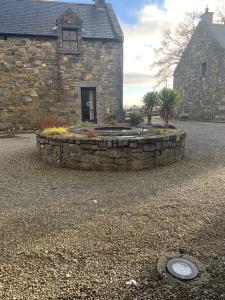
[174, 23, 225, 121]
[36, 131, 186, 171]
[0, 35, 123, 130]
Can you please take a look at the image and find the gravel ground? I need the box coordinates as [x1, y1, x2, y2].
[1, 121, 225, 300]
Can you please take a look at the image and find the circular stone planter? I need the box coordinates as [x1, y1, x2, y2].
[36, 126, 186, 171]
[68, 125, 148, 137]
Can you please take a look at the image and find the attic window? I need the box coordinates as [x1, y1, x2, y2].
[201, 62, 207, 76]
[57, 9, 83, 55]
[62, 29, 78, 52]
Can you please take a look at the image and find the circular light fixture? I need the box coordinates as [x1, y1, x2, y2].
[166, 257, 199, 280]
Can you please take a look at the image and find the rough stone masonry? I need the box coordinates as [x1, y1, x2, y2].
[36, 130, 186, 171]
[0, 0, 123, 130]
[174, 8, 225, 121]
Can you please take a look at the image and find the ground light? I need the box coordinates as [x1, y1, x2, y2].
[166, 257, 199, 280]
[157, 253, 209, 284]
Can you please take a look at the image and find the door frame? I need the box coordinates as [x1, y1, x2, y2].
[78, 81, 100, 123]
[81, 87, 97, 123]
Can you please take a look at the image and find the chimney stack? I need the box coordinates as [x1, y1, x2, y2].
[200, 6, 214, 24]
[95, 0, 105, 8]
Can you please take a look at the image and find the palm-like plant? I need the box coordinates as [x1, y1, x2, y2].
[142, 91, 159, 124]
[158, 88, 181, 128]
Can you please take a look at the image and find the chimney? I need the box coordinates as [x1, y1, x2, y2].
[200, 6, 214, 24]
[95, 0, 105, 8]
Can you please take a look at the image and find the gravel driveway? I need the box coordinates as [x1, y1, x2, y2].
[1, 121, 225, 299]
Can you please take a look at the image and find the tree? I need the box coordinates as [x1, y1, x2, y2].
[216, 0, 225, 24]
[152, 12, 199, 85]
[158, 88, 181, 128]
[142, 91, 158, 124]
[152, 3, 225, 85]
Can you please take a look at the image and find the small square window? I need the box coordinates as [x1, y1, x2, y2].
[201, 62, 207, 76]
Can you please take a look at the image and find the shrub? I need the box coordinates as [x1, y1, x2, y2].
[129, 112, 143, 126]
[84, 130, 99, 138]
[42, 127, 68, 136]
[158, 88, 181, 128]
[142, 91, 159, 124]
[106, 114, 118, 125]
[38, 116, 65, 130]
[154, 128, 166, 135]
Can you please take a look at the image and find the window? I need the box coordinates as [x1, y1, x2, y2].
[57, 9, 82, 55]
[62, 29, 78, 53]
[201, 62, 207, 76]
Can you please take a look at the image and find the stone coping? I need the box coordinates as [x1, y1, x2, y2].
[36, 129, 186, 171]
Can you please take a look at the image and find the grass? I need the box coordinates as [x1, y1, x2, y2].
[42, 127, 68, 136]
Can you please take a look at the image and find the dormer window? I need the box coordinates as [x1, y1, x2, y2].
[57, 9, 83, 55]
[62, 29, 78, 52]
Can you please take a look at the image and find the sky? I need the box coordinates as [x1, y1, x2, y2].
[52, 0, 219, 107]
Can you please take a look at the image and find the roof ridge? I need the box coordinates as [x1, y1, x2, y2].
[31, 0, 94, 6]
[0, 0, 123, 40]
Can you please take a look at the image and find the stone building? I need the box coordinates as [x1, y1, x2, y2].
[174, 8, 225, 121]
[0, 0, 123, 130]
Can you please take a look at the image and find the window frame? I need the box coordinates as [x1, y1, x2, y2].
[62, 28, 79, 53]
[58, 27, 82, 55]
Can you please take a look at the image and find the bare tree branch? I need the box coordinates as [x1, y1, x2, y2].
[216, 0, 225, 24]
[151, 12, 200, 85]
[152, 3, 225, 86]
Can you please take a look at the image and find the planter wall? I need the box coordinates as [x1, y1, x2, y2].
[36, 131, 186, 171]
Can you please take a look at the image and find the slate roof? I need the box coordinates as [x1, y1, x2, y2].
[209, 24, 225, 49]
[0, 0, 123, 41]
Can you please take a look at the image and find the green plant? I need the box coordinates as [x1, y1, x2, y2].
[142, 91, 159, 124]
[106, 114, 118, 125]
[42, 127, 68, 136]
[154, 128, 165, 135]
[158, 88, 181, 128]
[129, 112, 143, 126]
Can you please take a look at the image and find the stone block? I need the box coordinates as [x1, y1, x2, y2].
[107, 149, 122, 158]
[80, 143, 92, 150]
[118, 140, 129, 147]
[107, 140, 113, 148]
[98, 141, 107, 148]
[92, 145, 99, 150]
[129, 142, 138, 148]
[99, 157, 114, 164]
[143, 144, 156, 152]
[114, 158, 128, 165]
[79, 163, 95, 170]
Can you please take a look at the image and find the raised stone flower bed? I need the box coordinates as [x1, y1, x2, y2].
[36, 125, 186, 171]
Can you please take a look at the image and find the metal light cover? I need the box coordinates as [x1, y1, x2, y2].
[166, 257, 199, 280]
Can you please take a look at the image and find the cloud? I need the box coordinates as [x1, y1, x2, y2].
[124, 72, 156, 86]
[123, 0, 218, 106]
